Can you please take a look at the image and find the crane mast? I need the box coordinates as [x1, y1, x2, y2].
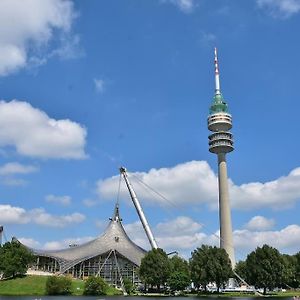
[120, 167, 158, 249]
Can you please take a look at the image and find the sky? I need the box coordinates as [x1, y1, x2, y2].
[0, 0, 300, 261]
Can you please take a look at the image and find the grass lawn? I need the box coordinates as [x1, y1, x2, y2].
[0, 275, 47, 295]
[0, 275, 122, 296]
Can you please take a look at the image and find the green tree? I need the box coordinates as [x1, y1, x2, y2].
[83, 276, 108, 295]
[139, 248, 171, 290]
[123, 278, 135, 295]
[190, 245, 232, 292]
[245, 244, 285, 294]
[167, 255, 190, 292]
[294, 252, 300, 288]
[281, 254, 298, 288]
[0, 240, 34, 278]
[45, 276, 72, 295]
[234, 260, 247, 281]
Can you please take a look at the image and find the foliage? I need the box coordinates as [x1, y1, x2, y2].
[234, 260, 247, 281]
[168, 271, 190, 292]
[139, 248, 171, 289]
[190, 245, 232, 292]
[295, 251, 300, 287]
[168, 255, 190, 291]
[0, 240, 35, 279]
[83, 276, 108, 295]
[245, 244, 285, 294]
[45, 276, 72, 295]
[123, 278, 135, 294]
[281, 254, 298, 288]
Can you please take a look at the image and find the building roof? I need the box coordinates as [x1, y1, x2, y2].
[26, 204, 147, 273]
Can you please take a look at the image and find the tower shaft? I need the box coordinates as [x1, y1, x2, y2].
[217, 153, 235, 267]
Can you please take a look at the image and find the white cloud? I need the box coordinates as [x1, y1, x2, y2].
[83, 199, 99, 207]
[94, 78, 105, 94]
[0, 205, 30, 224]
[0, 178, 27, 187]
[257, 0, 300, 18]
[234, 225, 300, 256]
[0, 100, 87, 159]
[0, 162, 38, 176]
[162, 0, 196, 13]
[30, 209, 85, 228]
[97, 161, 218, 208]
[0, 204, 85, 228]
[124, 215, 300, 258]
[18, 237, 41, 249]
[0, 0, 78, 76]
[18, 214, 300, 258]
[97, 161, 300, 211]
[244, 215, 275, 231]
[45, 194, 72, 206]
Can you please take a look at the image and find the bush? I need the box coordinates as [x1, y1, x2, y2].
[83, 276, 108, 295]
[45, 276, 72, 295]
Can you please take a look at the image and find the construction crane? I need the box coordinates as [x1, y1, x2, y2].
[120, 167, 158, 250]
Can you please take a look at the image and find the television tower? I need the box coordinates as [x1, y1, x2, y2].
[207, 48, 235, 267]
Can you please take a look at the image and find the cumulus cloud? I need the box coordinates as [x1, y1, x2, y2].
[0, 205, 30, 224]
[124, 216, 300, 258]
[0, 162, 38, 176]
[0, 0, 78, 76]
[45, 194, 72, 206]
[161, 0, 196, 13]
[0, 100, 87, 159]
[0, 162, 39, 186]
[257, 0, 300, 18]
[244, 215, 275, 231]
[18, 214, 300, 257]
[97, 161, 218, 208]
[0, 204, 85, 228]
[97, 161, 300, 211]
[94, 78, 105, 94]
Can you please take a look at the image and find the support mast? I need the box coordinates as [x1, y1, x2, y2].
[120, 167, 158, 249]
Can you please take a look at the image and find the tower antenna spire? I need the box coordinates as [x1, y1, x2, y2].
[214, 47, 221, 96]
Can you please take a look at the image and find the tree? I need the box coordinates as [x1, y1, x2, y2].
[0, 240, 35, 278]
[83, 276, 108, 295]
[167, 255, 190, 292]
[190, 245, 232, 292]
[139, 248, 171, 290]
[293, 252, 300, 288]
[234, 260, 247, 281]
[281, 254, 298, 288]
[245, 244, 285, 294]
[46, 276, 72, 295]
[123, 278, 135, 295]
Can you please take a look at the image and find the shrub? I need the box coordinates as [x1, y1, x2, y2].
[83, 276, 108, 295]
[45, 276, 72, 295]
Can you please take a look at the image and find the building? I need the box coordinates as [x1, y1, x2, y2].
[22, 204, 146, 286]
[207, 48, 236, 267]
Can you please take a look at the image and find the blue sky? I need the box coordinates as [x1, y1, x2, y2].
[0, 0, 300, 260]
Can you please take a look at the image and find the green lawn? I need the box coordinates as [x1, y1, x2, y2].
[0, 275, 47, 295]
[0, 275, 122, 296]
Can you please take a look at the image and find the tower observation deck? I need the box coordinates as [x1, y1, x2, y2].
[208, 48, 235, 267]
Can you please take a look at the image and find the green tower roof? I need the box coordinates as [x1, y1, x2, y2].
[209, 93, 229, 114]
